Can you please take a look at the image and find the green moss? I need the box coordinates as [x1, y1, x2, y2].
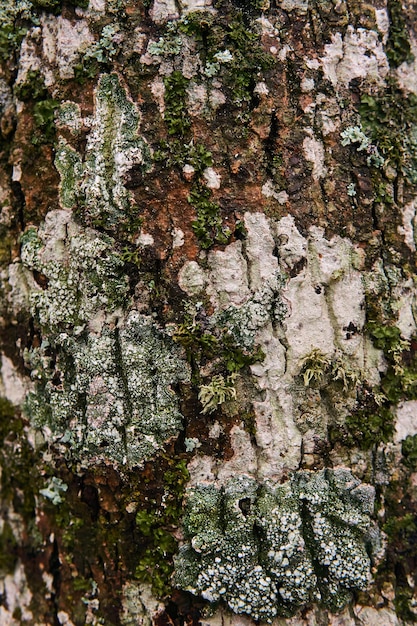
[385, 0, 414, 68]
[163, 71, 191, 137]
[402, 435, 417, 469]
[32, 98, 59, 144]
[173, 301, 265, 389]
[189, 182, 230, 249]
[367, 322, 417, 403]
[14, 70, 48, 102]
[359, 79, 417, 184]
[154, 138, 229, 249]
[154, 140, 213, 174]
[135, 458, 189, 597]
[383, 513, 417, 622]
[0, 522, 18, 574]
[344, 405, 395, 450]
[179, 10, 274, 106]
[0, 396, 21, 444]
[0, 5, 28, 62]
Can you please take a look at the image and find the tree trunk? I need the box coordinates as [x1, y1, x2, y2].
[1, 0, 417, 623]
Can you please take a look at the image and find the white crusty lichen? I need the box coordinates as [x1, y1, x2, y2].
[174, 470, 375, 621]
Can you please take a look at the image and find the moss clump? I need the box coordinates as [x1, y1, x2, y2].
[344, 405, 395, 450]
[163, 71, 191, 137]
[0, 522, 19, 574]
[0, 3, 28, 61]
[179, 10, 275, 106]
[383, 513, 417, 622]
[367, 322, 417, 403]
[14, 70, 48, 102]
[135, 459, 189, 597]
[402, 435, 417, 470]
[189, 182, 230, 249]
[385, 0, 414, 68]
[32, 98, 59, 144]
[299, 348, 360, 392]
[359, 79, 417, 184]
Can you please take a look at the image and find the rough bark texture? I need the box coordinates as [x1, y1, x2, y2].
[1, 0, 417, 624]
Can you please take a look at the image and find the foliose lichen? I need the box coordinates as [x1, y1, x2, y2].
[211, 272, 287, 351]
[174, 470, 375, 621]
[20, 215, 128, 331]
[24, 311, 189, 466]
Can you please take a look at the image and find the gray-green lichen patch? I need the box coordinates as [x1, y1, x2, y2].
[55, 74, 151, 232]
[174, 470, 375, 621]
[211, 273, 287, 351]
[24, 311, 189, 466]
[20, 210, 128, 331]
[20, 208, 189, 466]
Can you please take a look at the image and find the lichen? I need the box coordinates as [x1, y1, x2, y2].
[198, 373, 237, 414]
[299, 347, 361, 391]
[24, 311, 189, 466]
[39, 476, 68, 505]
[211, 272, 287, 351]
[54, 74, 151, 233]
[20, 215, 128, 331]
[174, 470, 375, 620]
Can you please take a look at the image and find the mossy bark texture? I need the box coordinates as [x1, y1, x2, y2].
[1, 0, 417, 624]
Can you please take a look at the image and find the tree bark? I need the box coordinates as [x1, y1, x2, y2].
[1, 0, 417, 624]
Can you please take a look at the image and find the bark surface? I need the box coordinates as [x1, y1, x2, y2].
[1, 0, 417, 624]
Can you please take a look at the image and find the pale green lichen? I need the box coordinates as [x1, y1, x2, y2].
[174, 470, 375, 620]
[39, 477, 68, 505]
[55, 140, 83, 209]
[20, 219, 128, 331]
[56, 102, 82, 136]
[340, 125, 385, 168]
[299, 348, 361, 391]
[81, 73, 151, 229]
[198, 373, 237, 414]
[25, 312, 189, 466]
[212, 273, 287, 350]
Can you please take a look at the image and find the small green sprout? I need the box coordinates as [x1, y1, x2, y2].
[299, 348, 331, 387]
[299, 348, 361, 391]
[199, 373, 237, 414]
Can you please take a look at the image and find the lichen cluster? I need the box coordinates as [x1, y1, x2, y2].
[212, 273, 287, 350]
[56, 73, 151, 233]
[174, 470, 375, 621]
[20, 214, 128, 330]
[24, 310, 189, 466]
